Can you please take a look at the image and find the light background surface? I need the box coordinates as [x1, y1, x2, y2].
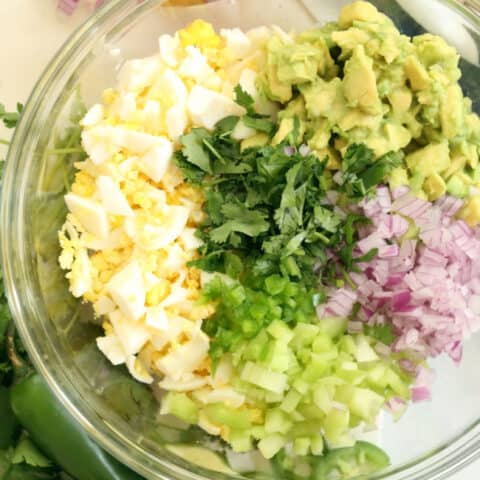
[0, 1, 478, 479]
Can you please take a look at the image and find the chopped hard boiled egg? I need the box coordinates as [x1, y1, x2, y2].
[58, 19, 279, 443]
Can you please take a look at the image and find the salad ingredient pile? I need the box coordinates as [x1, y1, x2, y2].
[58, 1, 480, 476]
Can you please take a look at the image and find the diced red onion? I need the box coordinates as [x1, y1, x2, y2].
[58, 0, 80, 14]
[411, 386, 431, 402]
[299, 144, 310, 156]
[284, 146, 296, 156]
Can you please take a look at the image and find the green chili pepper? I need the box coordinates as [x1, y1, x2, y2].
[10, 373, 144, 480]
[0, 384, 18, 449]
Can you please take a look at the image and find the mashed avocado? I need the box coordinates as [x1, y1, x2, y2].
[258, 0, 480, 221]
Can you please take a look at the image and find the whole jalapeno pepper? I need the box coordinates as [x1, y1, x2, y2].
[0, 384, 18, 448]
[10, 373, 144, 480]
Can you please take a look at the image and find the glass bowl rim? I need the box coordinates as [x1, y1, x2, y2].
[2, 0, 480, 479]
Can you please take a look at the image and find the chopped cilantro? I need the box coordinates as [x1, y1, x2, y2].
[0, 103, 23, 129]
[339, 144, 403, 200]
[176, 100, 387, 287]
[364, 323, 396, 346]
[234, 85, 255, 115]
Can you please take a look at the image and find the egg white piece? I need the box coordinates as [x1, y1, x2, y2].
[152, 68, 188, 106]
[64, 193, 110, 240]
[166, 104, 189, 141]
[198, 412, 222, 435]
[97, 334, 127, 365]
[111, 92, 137, 122]
[138, 139, 173, 183]
[81, 104, 104, 127]
[126, 355, 154, 384]
[126, 205, 189, 251]
[155, 331, 210, 380]
[96, 176, 133, 216]
[83, 227, 125, 251]
[106, 261, 146, 322]
[117, 56, 161, 92]
[193, 386, 245, 408]
[81, 127, 118, 165]
[187, 85, 245, 130]
[179, 227, 203, 251]
[159, 33, 181, 67]
[68, 247, 92, 298]
[109, 309, 151, 355]
[145, 306, 169, 331]
[159, 375, 209, 392]
[93, 295, 116, 316]
[142, 99, 163, 133]
[221, 28, 252, 59]
[246, 26, 273, 47]
[179, 46, 216, 82]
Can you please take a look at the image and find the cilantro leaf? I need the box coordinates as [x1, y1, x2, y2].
[313, 206, 342, 233]
[242, 115, 275, 134]
[0, 103, 23, 129]
[234, 85, 255, 115]
[179, 128, 212, 173]
[359, 151, 403, 190]
[11, 437, 51, 468]
[364, 323, 396, 345]
[210, 203, 269, 243]
[340, 144, 404, 200]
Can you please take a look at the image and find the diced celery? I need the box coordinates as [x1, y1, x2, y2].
[338, 335, 357, 356]
[366, 364, 388, 389]
[204, 403, 252, 430]
[312, 333, 334, 353]
[301, 354, 330, 382]
[334, 385, 355, 405]
[290, 323, 321, 351]
[280, 389, 302, 413]
[298, 403, 325, 421]
[243, 331, 270, 362]
[324, 408, 350, 445]
[264, 391, 284, 403]
[265, 408, 292, 434]
[290, 410, 306, 422]
[385, 369, 411, 399]
[251, 425, 267, 440]
[337, 368, 367, 385]
[291, 421, 323, 437]
[354, 335, 379, 363]
[313, 385, 334, 414]
[265, 341, 291, 372]
[162, 392, 199, 425]
[267, 319, 294, 343]
[349, 388, 384, 422]
[317, 316, 347, 338]
[241, 362, 288, 394]
[294, 437, 311, 456]
[258, 434, 287, 459]
[310, 434, 324, 455]
[293, 377, 310, 395]
[230, 430, 253, 453]
[297, 347, 312, 365]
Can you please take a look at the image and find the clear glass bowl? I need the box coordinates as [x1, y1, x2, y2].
[2, 0, 480, 479]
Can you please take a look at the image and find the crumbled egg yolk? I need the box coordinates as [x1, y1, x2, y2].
[59, 20, 277, 431]
[179, 19, 222, 50]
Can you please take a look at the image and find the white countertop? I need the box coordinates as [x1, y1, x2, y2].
[0, 1, 478, 479]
